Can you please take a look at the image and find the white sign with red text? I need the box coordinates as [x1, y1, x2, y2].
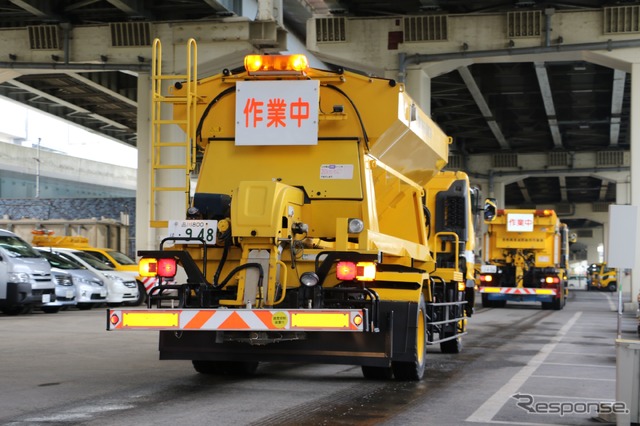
[506, 213, 534, 232]
[235, 80, 319, 146]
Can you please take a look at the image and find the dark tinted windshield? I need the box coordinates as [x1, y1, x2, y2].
[38, 250, 87, 270]
[69, 250, 115, 271]
[0, 235, 42, 258]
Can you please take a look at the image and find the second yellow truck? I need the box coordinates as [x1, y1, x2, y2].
[478, 204, 569, 310]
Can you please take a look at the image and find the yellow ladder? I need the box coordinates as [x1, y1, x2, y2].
[150, 38, 198, 228]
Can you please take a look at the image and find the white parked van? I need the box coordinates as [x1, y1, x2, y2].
[0, 229, 56, 315]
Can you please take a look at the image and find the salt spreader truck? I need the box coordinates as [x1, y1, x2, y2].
[107, 40, 477, 381]
[478, 202, 569, 310]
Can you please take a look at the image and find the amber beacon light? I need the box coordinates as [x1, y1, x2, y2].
[244, 54, 309, 74]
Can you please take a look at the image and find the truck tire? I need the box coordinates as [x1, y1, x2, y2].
[608, 283, 617, 292]
[192, 360, 259, 376]
[392, 297, 427, 381]
[481, 294, 492, 308]
[361, 366, 393, 380]
[1, 305, 24, 315]
[440, 331, 462, 354]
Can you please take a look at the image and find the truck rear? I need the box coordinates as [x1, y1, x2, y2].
[478, 205, 568, 310]
[107, 41, 475, 380]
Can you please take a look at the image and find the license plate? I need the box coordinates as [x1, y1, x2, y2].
[481, 264, 497, 273]
[42, 294, 51, 303]
[168, 220, 218, 245]
[100, 289, 107, 297]
[66, 290, 74, 299]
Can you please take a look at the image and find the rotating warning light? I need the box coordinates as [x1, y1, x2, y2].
[139, 258, 157, 277]
[244, 54, 309, 74]
[158, 258, 177, 278]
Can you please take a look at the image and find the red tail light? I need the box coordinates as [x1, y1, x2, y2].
[337, 261, 357, 280]
[336, 261, 376, 281]
[158, 258, 177, 278]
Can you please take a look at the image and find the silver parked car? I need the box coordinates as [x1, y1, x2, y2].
[41, 269, 75, 314]
[36, 248, 107, 310]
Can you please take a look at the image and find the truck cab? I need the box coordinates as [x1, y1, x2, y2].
[587, 263, 617, 292]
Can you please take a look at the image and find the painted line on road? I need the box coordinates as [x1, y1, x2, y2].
[551, 351, 614, 357]
[525, 393, 615, 402]
[466, 311, 582, 424]
[531, 374, 615, 382]
[603, 293, 616, 311]
[543, 362, 615, 368]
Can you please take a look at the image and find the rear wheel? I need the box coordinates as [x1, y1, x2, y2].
[361, 366, 393, 380]
[608, 283, 617, 292]
[440, 334, 462, 354]
[481, 294, 492, 308]
[392, 297, 427, 381]
[1, 305, 24, 315]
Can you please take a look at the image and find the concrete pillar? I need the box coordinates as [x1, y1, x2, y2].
[404, 68, 431, 117]
[490, 181, 506, 209]
[135, 72, 152, 253]
[630, 62, 640, 309]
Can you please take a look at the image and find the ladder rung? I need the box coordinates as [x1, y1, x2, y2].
[153, 96, 188, 103]
[154, 119, 188, 125]
[156, 142, 189, 147]
[152, 186, 189, 191]
[154, 74, 189, 80]
[153, 164, 189, 170]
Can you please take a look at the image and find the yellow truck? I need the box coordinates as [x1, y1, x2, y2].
[107, 40, 477, 381]
[478, 203, 569, 310]
[587, 263, 617, 292]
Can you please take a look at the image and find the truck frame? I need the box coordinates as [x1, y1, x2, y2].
[107, 40, 476, 381]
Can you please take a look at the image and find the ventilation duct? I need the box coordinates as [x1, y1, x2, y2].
[596, 151, 624, 166]
[507, 10, 542, 38]
[604, 5, 640, 34]
[404, 15, 448, 42]
[28, 25, 60, 50]
[548, 151, 568, 167]
[492, 153, 518, 168]
[315, 17, 347, 43]
[110, 22, 151, 47]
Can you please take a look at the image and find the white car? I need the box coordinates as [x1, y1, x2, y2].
[48, 247, 139, 305]
[36, 248, 108, 310]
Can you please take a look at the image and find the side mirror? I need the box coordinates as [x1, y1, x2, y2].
[484, 198, 497, 222]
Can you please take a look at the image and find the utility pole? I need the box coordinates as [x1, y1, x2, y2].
[35, 137, 40, 198]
